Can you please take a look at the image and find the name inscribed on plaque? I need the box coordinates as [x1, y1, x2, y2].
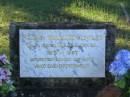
[20, 29, 106, 77]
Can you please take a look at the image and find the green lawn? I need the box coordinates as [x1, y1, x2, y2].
[0, 0, 130, 56]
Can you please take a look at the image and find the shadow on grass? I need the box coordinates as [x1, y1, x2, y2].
[0, 0, 126, 22]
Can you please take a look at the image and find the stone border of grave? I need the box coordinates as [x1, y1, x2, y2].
[9, 22, 116, 97]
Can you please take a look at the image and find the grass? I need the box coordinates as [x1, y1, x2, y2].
[0, 0, 130, 56]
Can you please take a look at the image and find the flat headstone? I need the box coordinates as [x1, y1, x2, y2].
[9, 22, 116, 97]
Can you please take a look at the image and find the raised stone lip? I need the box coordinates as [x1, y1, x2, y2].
[10, 22, 116, 28]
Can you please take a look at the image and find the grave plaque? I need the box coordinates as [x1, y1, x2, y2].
[20, 29, 106, 77]
[9, 22, 116, 97]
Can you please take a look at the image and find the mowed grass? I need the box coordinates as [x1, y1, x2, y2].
[0, 0, 130, 56]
